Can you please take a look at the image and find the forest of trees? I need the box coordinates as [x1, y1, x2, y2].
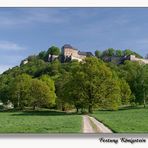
[0, 46, 148, 113]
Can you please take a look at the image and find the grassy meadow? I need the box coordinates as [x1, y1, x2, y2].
[92, 107, 148, 133]
[0, 111, 82, 133]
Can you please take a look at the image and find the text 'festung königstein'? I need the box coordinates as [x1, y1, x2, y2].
[99, 137, 146, 144]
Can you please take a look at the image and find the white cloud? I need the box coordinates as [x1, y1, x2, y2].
[0, 41, 26, 51]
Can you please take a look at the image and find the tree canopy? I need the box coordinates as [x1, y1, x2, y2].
[0, 45, 147, 112]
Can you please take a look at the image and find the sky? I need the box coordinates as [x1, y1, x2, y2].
[0, 8, 148, 74]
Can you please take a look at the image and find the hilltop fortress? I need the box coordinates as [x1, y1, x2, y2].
[129, 55, 148, 64]
[60, 44, 148, 64]
[61, 44, 93, 62]
[23, 44, 148, 65]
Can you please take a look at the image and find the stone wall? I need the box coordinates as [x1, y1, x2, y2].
[64, 48, 78, 57]
[130, 55, 148, 64]
[63, 47, 86, 61]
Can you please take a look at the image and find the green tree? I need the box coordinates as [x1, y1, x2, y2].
[136, 65, 148, 107]
[38, 51, 47, 61]
[9, 74, 32, 109]
[48, 46, 60, 55]
[40, 75, 56, 107]
[95, 50, 101, 58]
[55, 71, 72, 111]
[30, 79, 55, 110]
[123, 49, 133, 56]
[123, 49, 142, 58]
[119, 79, 132, 105]
[21, 58, 48, 77]
[102, 48, 115, 57]
[0, 75, 12, 104]
[44, 46, 60, 62]
[56, 61, 84, 112]
[66, 57, 121, 113]
[119, 61, 145, 105]
[116, 50, 123, 57]
[107, 48, 115, 56]
[49, 60, 61, 76]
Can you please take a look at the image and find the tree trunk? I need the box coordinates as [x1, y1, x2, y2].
[143, 88, 146, 108]
[33, 105, 36, 110]
[62, 106, 65, 111]
[88, 105, 93, 114]
[76, 107, 79, 113]
[144, 99, 146, 108]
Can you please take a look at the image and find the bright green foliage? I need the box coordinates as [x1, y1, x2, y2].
[40, 75, 56, 105]
[124, 49, 133, 56]
[47, 46, 61, 55]
[21, 58, 48, 77]
[55, 72, 72, 111]
[38, 51, 47, 61]
[49, 60, 61, 76]
[9, 74, 32, 109]
[0, 44, 147, 111]
[137, 65, 148, 106]
[63, 57, 121, 113]
[0, 75, 12, 104]
[119, 79, 132, 105]
[30, 79, 55, 110]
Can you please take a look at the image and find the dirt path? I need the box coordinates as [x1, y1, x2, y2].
[83, 115, 113, 133]
[83, 115, 95, 133]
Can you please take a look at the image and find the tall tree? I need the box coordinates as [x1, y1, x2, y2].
[40, 75, 56, 107]
[119, 61, 147, 105]
[107, 48, 115, 56]
[38, 51, 47, 61]
[116, 50, 123, 57]
[30, 79, 55, 110]
[9, 74, 32, 109]
[48, 46, 61, 55]
[95, 50, 101, 58]
[102, 48, 115, 57]
[55, 71, 72, 111]
[119, 79, 132, 105]
[65, 57, 121, 113]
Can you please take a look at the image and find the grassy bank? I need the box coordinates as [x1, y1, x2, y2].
[92, 108, 148, 133]
[0, 111, 82, 133]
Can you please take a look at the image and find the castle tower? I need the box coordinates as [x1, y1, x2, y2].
[61, 44, 93, 62]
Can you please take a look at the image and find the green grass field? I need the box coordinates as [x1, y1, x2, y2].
[92, 108, 148, 133]
[0, 111, 82, 133]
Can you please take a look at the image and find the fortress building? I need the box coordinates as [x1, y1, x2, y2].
[61, 44, 93, 62]
[128, 55, 148, 64]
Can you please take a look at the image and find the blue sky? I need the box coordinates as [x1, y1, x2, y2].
[0, 8, 148, 73]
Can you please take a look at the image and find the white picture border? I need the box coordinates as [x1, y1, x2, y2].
[0, 0, 148, 7]
[0, 1, 148, 148]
